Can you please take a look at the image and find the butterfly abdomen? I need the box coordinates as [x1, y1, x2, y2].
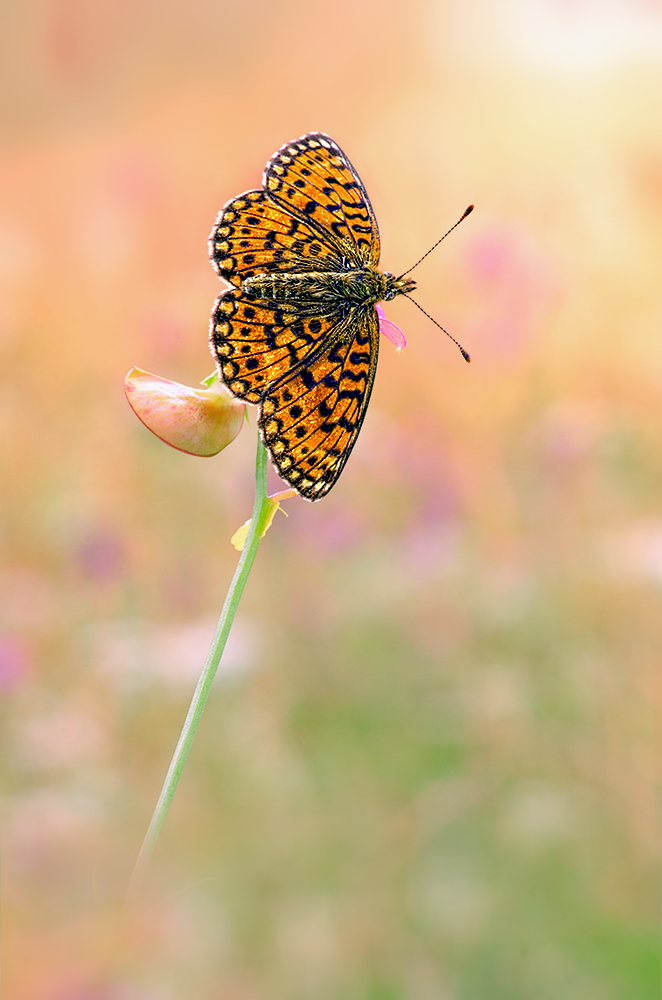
[242, 267, 414, 305]
[242, 272, 338, 302]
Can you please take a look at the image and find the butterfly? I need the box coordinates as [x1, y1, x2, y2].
[208, 132, 471, 501]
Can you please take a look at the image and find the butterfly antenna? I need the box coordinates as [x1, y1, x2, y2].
[397, 204, 474, 280]
[404, 295, 471, 363]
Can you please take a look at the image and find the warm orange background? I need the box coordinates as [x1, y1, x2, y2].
[1, 1, 660, 997]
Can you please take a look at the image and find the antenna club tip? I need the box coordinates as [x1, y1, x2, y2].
[461, 349, 471, 363]
[463, 204, 475, 218]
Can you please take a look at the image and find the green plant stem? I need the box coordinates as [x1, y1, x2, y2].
[127, 433, 269, 899]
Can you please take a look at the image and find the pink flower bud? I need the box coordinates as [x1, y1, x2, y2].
[124, 368, 244, 456]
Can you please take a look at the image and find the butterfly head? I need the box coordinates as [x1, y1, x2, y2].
[382, 272, 416, 302]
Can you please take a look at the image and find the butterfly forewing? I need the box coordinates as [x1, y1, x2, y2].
[258, 306, 379, 500]
[211, 289, 348, 404]
[210, 189, 345, 288]
[264, 133, 381, 268]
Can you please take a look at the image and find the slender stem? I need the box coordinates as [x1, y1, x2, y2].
[127, 433, 269, 898]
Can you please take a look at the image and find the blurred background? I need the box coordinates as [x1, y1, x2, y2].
[1, 0, 660, 997]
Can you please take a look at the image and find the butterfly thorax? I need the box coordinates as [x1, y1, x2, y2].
[241, 268, 416, 305]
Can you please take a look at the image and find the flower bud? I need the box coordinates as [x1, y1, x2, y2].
[124, 368, 244, 456]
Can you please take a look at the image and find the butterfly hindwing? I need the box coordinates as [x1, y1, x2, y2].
[211, 288, 349, 404]
[258, 305, 380, 500]
[264, 133, 381, 269]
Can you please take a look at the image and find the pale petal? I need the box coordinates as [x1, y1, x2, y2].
[230, 519, 251, 551]
[124, 368, 244, 456]
[376, 304, 407, 349]
[231, 496, 284, 551]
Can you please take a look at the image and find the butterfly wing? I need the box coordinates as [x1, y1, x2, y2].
[264, 133, 381, 268]
[211, 288, 351, 404]
[258, 305, 379, 500]
[209, 189, 345, 288]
